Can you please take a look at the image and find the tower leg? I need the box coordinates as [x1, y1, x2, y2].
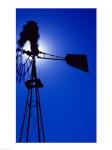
[37, 88, 45, 142]
[35, 88, 45, 142]
[26, 88, 32, 142]
[35, 87, 41, 142]
[19, 89, 30, 142]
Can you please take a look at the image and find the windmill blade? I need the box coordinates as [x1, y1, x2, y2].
[65, 54, 88, 72]
[17, 21, 40, 55]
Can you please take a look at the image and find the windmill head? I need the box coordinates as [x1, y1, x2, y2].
[65, 54, 89, 72]
[17, 21, 40, 53]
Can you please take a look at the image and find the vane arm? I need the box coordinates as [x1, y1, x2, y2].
[38, 50, 64, 61]
[37, 56, 64, 60]
[38, 50, 64, 58]
[21, 49, 64, 60]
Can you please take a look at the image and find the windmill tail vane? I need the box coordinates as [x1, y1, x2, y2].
[16, 20, 89, 142]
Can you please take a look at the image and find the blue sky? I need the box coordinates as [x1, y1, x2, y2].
[16, 8, 96, 142]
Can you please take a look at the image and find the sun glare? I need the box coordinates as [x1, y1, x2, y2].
[21, 40, 52, 68]
[36, 39, 52, 67]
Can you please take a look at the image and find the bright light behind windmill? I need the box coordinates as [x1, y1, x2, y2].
[22, 39, 52, 68]
[37, 39, 53, 67]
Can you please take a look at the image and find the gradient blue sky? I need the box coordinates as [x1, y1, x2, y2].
[16, 8, 96, 142]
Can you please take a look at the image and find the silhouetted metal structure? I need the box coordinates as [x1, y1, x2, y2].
[16, 21, 88, 142]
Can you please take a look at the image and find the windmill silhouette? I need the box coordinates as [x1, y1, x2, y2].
[16, 21, 88, 142]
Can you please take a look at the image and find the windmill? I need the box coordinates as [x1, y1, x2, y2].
[16, 21, 88, 142]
